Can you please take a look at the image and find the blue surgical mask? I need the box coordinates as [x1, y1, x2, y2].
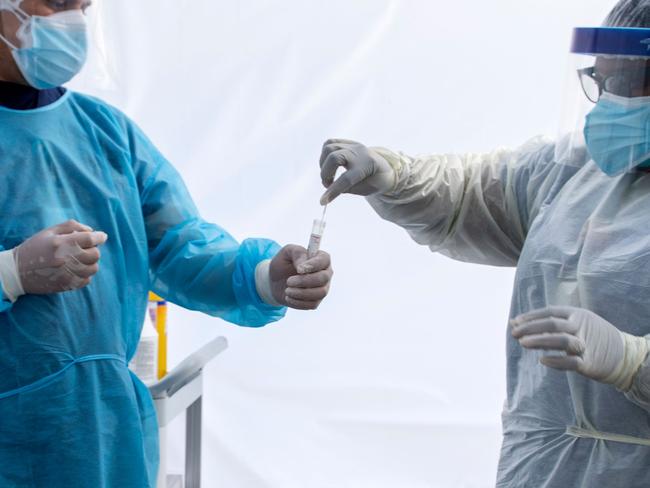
[0, 7, 88, 89]
[584, 91, 650, 176]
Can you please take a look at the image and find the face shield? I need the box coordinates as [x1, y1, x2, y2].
[556, 27, 650, 175]
[0, 0, 115, 91]
[71, 0, 119, 94]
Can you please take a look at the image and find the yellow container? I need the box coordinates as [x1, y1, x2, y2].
[148, 292, 168, 379]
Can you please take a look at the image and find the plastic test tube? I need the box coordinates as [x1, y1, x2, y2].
[307, 206, 327, 258]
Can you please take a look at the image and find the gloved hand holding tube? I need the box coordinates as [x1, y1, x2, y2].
[0, 219, 108, 301]
[255, 244, 332, 311]
[269, 243, 332, 311]
[252, 173, 334, 311]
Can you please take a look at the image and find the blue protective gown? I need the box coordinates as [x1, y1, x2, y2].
[0, 90, 287, 487]
[367, 138, 650, 487]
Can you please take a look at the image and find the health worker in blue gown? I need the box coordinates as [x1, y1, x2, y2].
[0, 1, 334, 487]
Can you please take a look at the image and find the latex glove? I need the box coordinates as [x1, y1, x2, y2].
[511, 306, 649, 391]
[14, 220, 108, 295]
[319, 138, 396, 205]
[270, 245, 333, 310]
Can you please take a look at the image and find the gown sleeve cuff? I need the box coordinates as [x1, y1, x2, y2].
[608, 332, 649, 391]
[255, 259, 281, 306]
[624, 335, 650, 411]
[232, 238, 287, 328]
[367, 147, 410, 199]
[0, 249, 23, 308]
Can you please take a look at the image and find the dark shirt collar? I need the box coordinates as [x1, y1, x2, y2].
[0, 81, 66, 110]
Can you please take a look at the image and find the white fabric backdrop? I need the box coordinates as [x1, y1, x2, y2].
[72, 1, 616, 486]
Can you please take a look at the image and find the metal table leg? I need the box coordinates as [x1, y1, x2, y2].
[185, 397, 202, 488]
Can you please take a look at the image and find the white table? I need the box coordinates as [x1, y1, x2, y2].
[149, 336, 229, 488]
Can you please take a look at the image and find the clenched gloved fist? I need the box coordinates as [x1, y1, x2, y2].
[319, 139, 397, 205]
[269, 245, 333, 310]
[14, 220, 108, 295]
[511, 306, 649, 391]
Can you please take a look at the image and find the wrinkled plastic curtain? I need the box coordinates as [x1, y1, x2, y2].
[71, 1, 615, 486]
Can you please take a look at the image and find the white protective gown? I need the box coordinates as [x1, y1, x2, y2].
[367, 136, 650, 487]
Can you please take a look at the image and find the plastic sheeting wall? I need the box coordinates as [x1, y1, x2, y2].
[72, 1, 616, 486]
